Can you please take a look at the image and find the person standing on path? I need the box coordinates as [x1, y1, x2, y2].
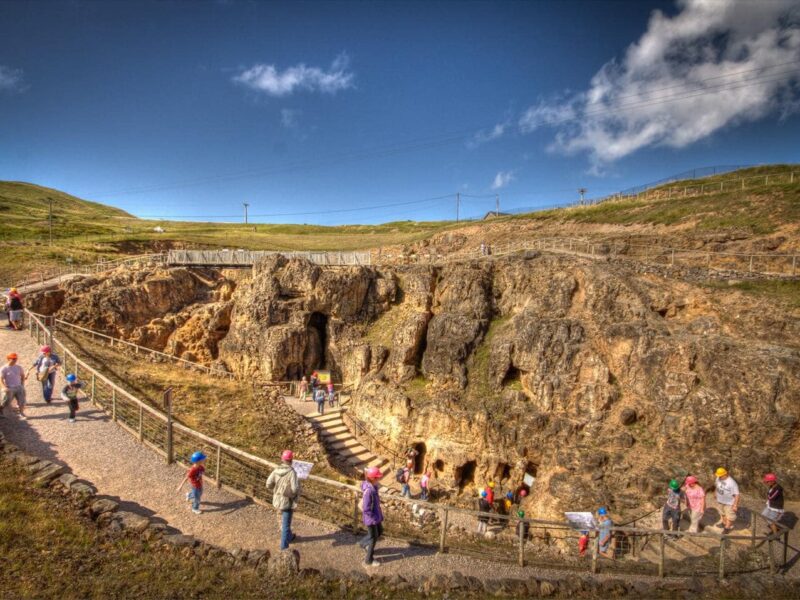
[714, 467, 739, 532]
[1, 353, 27, 419]
[177, 451, 206, 515]
[7, 291, 23, 331]
[326, 382, 335, 408]
[761, 473, 785, 535]
[419, 470, 431, 501]
[400, 461, 412, 498]
[29, 345, 61, 403]
[597, 507, 615, 559]
[60, 373, 85, 423]
[477, 490, 491, 535]
[684, 476, 706, 533]
[298, 376, 308, 402]
[359, 466, 384, 567]
[662, 479, 685, 535]
[266, 449, 301, 551]
[313, 386, 326, 414]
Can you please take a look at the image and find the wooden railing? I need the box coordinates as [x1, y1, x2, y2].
[166, 249, 372, 267]
[22, 309, 794, 579]
[10, 254, 165, 290]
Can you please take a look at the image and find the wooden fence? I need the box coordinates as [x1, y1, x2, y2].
[166, 249, 372, 267]
[22, 309, 793, 579]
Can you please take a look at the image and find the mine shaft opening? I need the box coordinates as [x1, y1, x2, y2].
[494, 462, 511, 483]
[434, 459, 444, 472]
[306, 312, 329, 371]
[502, 365, 522, 388]
[411, 442, 426, 474]
[454, 460, 477, 490]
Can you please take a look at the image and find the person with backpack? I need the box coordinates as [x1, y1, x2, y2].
[663, 479, 685, 535]
[60, 373, 86, 423]
[326, 382, 335, 408]
[359, 466, 384, 567]
[29, 346, 61, 403]
[477, 490, 491, 535]
[398, 461, 412, 498]
[313, 386, 326, 414]
[266, 449, 301, 550]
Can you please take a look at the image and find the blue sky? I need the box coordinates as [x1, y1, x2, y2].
[1, 0, 799, 224]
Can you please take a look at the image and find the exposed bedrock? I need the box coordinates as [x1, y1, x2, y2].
[37, 253, 800, 518]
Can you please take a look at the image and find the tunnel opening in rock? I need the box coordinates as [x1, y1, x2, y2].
[494, 462, 511, 483]
[502, 365, 522, 388]
[454, 460, 477, 490]
[305, 312, 329, 371]
[434, 459, 445, 473]
[411, 442, 427, 474]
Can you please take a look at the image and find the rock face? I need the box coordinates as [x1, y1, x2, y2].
[42, 254, 800, 519]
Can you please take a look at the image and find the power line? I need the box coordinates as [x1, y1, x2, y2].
[81, 61, 800, 198]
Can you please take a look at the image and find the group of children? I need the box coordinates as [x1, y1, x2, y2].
[297, 374, 337, 414]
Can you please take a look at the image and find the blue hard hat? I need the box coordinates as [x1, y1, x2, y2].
[597, 507, 608, 516]
[480, 490, 487, 498]
[66, 373, 77, 383]
[190, 451, 207, 463]
[506, 491, 513, 499]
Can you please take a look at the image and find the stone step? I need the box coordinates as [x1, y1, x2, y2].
[321, 424, 349, 436]
[328, 438, 362, 451]
[337, 446, 373, 462]
[310, 410, 344, 423]
[320, 428, 354, 441]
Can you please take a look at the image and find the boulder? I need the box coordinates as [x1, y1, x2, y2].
[267, 549, 300, 577]
[114, 511, 151, 533]
[90, 499, 120, 517]
[162, 534, 198, 548]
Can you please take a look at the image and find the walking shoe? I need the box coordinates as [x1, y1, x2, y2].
[185, 492, 192, 502]
[19, 414, 27, 420]
[68, 418, 76, 423]
[363, 560, 380, 567]
[192, 509, 202, 514]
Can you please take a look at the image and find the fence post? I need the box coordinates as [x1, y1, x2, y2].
[719, 536, 726, 580]
[138, 405, 144, 441]
[768, 536, 776, 574]
[784, 531, 789, 568]
[749, 255, 754, 272]
[792, 256, 796, 276]
[631, 521, 637, 558]
[352, 490, 360, 532]
[742, 178, 745, 190]
[671, 249, 675, 266]
[91, 374, 96, 406]
[518, 519, 525, 567]
[751, 514, 757, 547]
[111, 389, 117, 421]
[165, 389, 174, 465]
[658, 533, 665, 578]
[591, 534, 598, 574]
[215, 444, 222, 488]
[438, 507, 449, 553]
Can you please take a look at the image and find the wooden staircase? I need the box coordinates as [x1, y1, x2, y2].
[307, 409, 392, 478]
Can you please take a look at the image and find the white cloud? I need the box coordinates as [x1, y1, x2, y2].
[519, 0, 800, 168]
[0, 65, 24, 92]
[469, 121, 508, 148]
[233, 52, 354, 97]
[491, 170, 515, 190]
[280, 108, 301, 128]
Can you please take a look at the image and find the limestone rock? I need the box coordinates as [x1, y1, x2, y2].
[267, 549, 300, 577]
[90, 498, 120, 517]
[114, 511, 150, 533]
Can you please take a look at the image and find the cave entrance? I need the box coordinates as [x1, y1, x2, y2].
[502, 365, 522, 387]
[411, 442, 426, 474]
[494, 462, 512, 484]
[434, 459, 445, 473]
[305, 312, 328, 371]
[454, 460, 477, 490]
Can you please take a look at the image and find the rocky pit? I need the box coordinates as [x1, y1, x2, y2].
[29, 253, 800, 520]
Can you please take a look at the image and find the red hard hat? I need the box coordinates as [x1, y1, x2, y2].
[519, 489, 528, 497]
[41, 345, 51, 353]
[763, 473, 777, 483]
[365, 466, 382, 480]
[685, 476, 699, 485]
[281, 449, 294, 462]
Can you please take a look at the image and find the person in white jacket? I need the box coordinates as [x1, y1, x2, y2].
[266, 449, 301, 550]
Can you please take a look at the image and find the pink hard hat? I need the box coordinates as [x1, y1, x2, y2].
[519, 489, 528, 497]
[41, 345, 51, 353]
[763, 473, 777, 483]
[281, 449, 294, 462]
[365, 466, 382, 480]
[685, 476, 698, 485]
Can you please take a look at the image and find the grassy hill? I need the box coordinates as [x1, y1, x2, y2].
[1, 164, 798, 284]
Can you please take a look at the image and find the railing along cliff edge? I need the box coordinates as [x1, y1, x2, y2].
[22, 309, 793, 579]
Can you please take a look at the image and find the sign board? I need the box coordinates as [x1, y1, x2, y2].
[314, 371, 332, 384]
[564, 511, 597, 532]
[292, 460, 314, 480]
[523, 473, 536, 487]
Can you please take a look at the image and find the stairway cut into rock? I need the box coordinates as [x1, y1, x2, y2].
[307, 409, 392, 478]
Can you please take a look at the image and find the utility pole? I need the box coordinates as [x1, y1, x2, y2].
[578, 188, 587, 206]
[48, 198, 53, 246]
[456, 192, 460, 222]
[243, 202, 249, 224]
[495, 194, 500, 215]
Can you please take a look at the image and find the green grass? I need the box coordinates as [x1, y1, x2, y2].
[464, 316, 511, 414]
[703, 279, 800, 310]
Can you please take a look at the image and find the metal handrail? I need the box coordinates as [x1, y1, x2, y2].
[340, 408, 404, 468]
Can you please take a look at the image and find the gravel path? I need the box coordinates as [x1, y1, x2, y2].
[0, 325, 594, 583]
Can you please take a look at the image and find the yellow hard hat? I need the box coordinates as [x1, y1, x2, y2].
[488, 481, 495, 489]
[715, 467, 728, 477]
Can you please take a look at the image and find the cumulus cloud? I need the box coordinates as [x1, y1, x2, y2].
[491, 170, 515, 190]
[469, 121, 508, 148]
[0, 65, 24, 92]
[233, 52, 354, 97]
[519, 0, 800, 168]
[280, 108, 301, 128]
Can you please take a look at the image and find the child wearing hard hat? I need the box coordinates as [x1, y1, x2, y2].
[1, 352, 27, 419]
[597, 507, 615, 559]
[359, 466, 384, 567]
[177, 451, 207, 514]
[713, 467, 739, 532]
[477, 490, 491, 535]
[266, 449, 301, 550]
[60, 373, 85, 423]
[762, 473, 785, 534]
[662, 479, 686, 535]
[684, 476, 706, 533]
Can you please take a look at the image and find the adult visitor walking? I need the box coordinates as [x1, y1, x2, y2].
[29, 345, 61, 403]
[298, 376, 308, 402]
[60, 373, 85, 423]
[663, 479, 685, 534]
[1, 353, 27, 419]
[176, 451, 206, 515]
[359, 466, 384, 567]
[266, 449, 301, 551]
[714, 467, 739, 532]
[761, 473, 785, 534]
[684, 475, 706, 533]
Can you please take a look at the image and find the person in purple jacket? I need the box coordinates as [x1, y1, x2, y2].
[358, 466, 384, 567]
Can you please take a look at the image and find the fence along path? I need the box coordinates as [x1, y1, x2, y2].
[166, 249, 372, 267]
[21, 308, 795, 579]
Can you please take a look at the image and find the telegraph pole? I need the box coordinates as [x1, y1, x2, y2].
[48, 198, 53, 246]
[495, 194, 500, 215]
[578, 188, 587, 206]
[243, 202, 249, 224]
[456, 192, 460, 222]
